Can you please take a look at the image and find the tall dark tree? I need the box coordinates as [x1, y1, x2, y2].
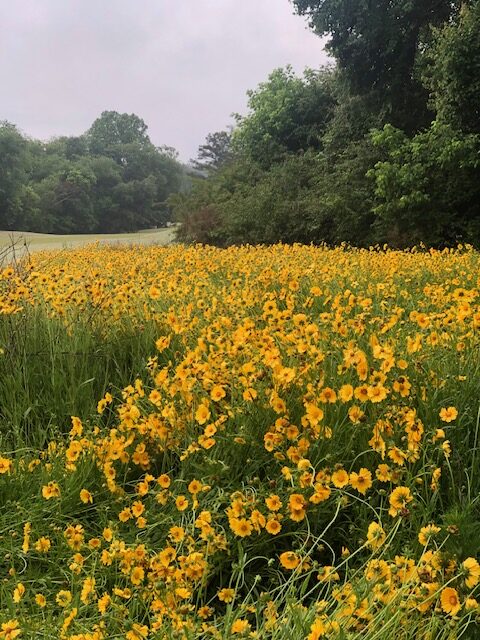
[191, 130, 234, 173]
[291, 0, 459, 132]
[0, 122, 28, 229]
[423, 1, 480, 134]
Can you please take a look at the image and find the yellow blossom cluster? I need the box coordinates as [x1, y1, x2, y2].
[0, 243, 479, 638]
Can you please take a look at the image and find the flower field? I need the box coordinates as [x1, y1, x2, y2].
[0, 243, 479, 639]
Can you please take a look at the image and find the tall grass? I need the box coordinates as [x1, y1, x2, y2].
[0, 307, 160, 450]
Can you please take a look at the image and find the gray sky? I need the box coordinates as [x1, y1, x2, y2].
[0, 1, 328, 161]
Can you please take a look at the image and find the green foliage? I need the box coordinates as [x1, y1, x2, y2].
[172, 61, 382, 249]
[173, 139, 380, 248]
[321, 85, 384, 156]
[0, 122, 29, 230]
[217, 152, 327, 245]
[0, 112, 185, 234]
[233, 66, 336, 168]
[423, 1, 480, 134]
[191, 130, 234, 174]
[87, 110, 151, 158]
[310, 139, 378, 244]
[3, 2, 476, 247]
[175, 1, 479, 249]
[291, 0, 459, 133]
[370, 123, 480, 246]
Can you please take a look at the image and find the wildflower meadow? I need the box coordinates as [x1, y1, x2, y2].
[0, 243, 479, 640]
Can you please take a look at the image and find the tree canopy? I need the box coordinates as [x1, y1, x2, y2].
[0, 112, 185, 234]
[232, 66, 336, 167]
[291, 0, 459, 132]
[173, 0, 480, 248]
[191, 130, 234, 174]
[423, 2, 480, 134]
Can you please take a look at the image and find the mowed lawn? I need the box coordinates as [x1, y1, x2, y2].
[0, 226, 176, 258]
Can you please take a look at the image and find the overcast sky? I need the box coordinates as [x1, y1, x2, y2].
[0, 0, 329, 161]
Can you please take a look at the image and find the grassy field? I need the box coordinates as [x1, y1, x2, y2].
[0, 227, 176, 259]
[0, 243, 479, 639]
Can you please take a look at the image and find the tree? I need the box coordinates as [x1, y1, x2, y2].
[172, 141, 379, 248]
[369, 123, 480, 246]
[0, 112, 184, 234]
[191, 130, 234, 174]
[321, 73, 385, 156]
[0, 122, 29, 229]
[34, 161, 97, 233]
[47, 135, 89, 160]
[172, 2, 480, 250]
[291, 0, 459, 132]
[85, 156, 122, 233]
[423, 1, 480, 134]
[87, 111, 151, 160]
[233, 66, 336, 168]
[311, 138, 378, 244]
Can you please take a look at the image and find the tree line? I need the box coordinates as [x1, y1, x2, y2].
[0, 111, 185, 234]
[174, 0, 480, 248]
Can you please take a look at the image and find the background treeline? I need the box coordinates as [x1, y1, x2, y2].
[174, 0, 480, 248]
[0, 111, 185, 233]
